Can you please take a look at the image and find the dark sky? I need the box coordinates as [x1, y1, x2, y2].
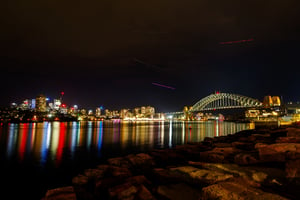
[1, 0, 300, 112]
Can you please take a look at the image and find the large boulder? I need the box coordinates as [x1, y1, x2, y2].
[257, 143, 300, 162]
[137, 184, 156, 200]
[84, 168, 107, 181]
[286, 127, 300, 137]
[72, 174, 89, 187]
[109, 166, 132, 178]
[232, 141, 255, 151]
[125, 153, 155, 171]
[286, 159, 300, 178]
[276, 137, 300, 143]
[107, 157, 131, 168]
[234, 152, 260, 165]
[199, 147, 242, 163]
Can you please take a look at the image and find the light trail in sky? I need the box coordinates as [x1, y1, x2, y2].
[152, 82, 175, 90]
[220, 38, 254, 45]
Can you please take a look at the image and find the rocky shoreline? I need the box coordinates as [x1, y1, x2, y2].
[42, 124, 300, 200]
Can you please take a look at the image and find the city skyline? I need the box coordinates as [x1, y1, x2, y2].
[1, 1, 300, 112]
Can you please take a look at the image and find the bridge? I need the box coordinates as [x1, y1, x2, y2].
[166, 92, 263, 115]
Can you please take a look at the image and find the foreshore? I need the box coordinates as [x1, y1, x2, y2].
[42, 123, 300, 200]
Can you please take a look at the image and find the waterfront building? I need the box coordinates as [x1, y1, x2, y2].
[133, 107, 140, 117]
[141, 106, 146, 117]
[145, 106, 155, 118]
[120, 109, 129, 119]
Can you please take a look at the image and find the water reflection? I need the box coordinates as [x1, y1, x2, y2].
[1, 121, 253, 167]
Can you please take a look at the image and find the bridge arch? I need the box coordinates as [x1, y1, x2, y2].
[190, 92, 262, 112]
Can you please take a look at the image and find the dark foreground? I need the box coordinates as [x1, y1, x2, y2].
[42, 125, 300, 200]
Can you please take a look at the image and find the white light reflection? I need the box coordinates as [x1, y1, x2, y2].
[97, 121, 103, 157]
[7, 124, 18, 158]
[77, 122, 81, 146]
[169, 121, 172, 148]
[182, 121, 185, 144]
[160, 121, 164, 148]
[87, 122, 92, 151]
[50, 122, 60, 160]
[216, 121, 219, 137]
[70, 122, 77, 158]
[40, 122, 51, 165]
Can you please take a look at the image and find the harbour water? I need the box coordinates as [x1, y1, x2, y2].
[0, 120, 253, 199]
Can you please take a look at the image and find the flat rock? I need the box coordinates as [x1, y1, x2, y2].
[201, 181, 289, 200]
[44, 186, 77, 200]
[109, 182, 138, 200]
[188, 162, 286, 186]
[170, 166, 233, 184]
[157, 183, 201, 200]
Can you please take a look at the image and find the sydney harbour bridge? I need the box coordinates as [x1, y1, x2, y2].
[166, 92, 263, 116]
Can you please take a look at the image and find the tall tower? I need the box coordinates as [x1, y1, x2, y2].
[36, 94, 47, 112]
[60, 91, 64, 103]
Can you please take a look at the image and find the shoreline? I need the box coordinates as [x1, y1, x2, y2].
[42, 123, 300, 200]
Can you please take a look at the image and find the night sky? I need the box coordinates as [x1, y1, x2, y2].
[1, 0, 300, 112]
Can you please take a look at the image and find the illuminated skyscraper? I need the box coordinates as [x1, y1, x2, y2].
[36, 94, 47, 112]
[54, 99, 61, 110]
[31, 99, 36, 109]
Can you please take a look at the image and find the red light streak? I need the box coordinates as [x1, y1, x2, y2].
[56, 123, 66, 167]
[152, 82, 175, 90]
[19, 123, 28, 161]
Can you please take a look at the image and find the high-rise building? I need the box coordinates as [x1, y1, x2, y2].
[20, 99, 30, 110]
[54, 99, 61, 110]
[95, 108, 101, 117]
[31, 99, 36, 109]
[36, 94, 47, 112]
